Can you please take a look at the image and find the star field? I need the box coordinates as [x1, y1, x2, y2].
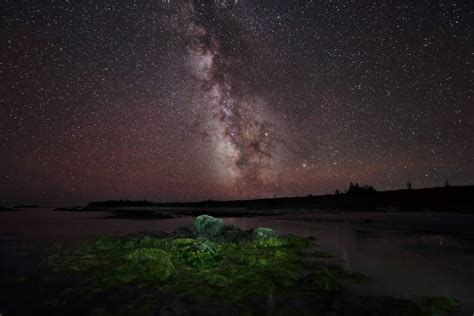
[1, 0, 473, 205]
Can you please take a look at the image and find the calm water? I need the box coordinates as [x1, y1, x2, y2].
[1, 208, 473, 315]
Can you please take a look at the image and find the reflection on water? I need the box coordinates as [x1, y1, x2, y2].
[0, 208, 195, 241]
[225, 217, 474, 316]
[0, 209, 473, 315]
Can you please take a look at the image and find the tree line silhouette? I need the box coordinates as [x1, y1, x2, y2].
[84, 182, 474, 213]
[335, 182, 377, 196]
[88, 200, 160, 208]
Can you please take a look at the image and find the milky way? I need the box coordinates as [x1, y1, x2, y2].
[1, 0, 472, 205]
[185, 1, 282, 191]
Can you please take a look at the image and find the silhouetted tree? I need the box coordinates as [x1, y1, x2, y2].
[335, 189, 341, 195]
[406, 181, 413, 190]
[354, 183, 361, 191]
[348, 182, 355, 192]
[346, 182, 377, 195]
[444, 179, 451, 187]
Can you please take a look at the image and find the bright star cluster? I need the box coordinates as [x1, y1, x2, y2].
[1, 0, 472, 205]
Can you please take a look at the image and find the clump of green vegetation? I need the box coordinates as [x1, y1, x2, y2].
[169, 238, 220, 267]
[42, 215, 461, 315]
[44, 216, 324, 301]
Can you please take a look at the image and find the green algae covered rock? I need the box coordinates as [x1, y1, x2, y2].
[125, 248, 174, 281]
[126, 248, 168, 262]
[41, 217, 463, 315]
[254, 237, 287, 248]
[169, 237, 196, 247]
[194, 215, 225, 237]
[251, 227, 286, 248]
[252, 227, 279, 239]
[143, 260, 175, 281]
[170, 238, 220, 267]
[95, 237, 123, 250]
[138, 235, 162, 248]
[123, 240, 138, 249]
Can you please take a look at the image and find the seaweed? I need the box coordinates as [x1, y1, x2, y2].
[40, 215, 460, 315]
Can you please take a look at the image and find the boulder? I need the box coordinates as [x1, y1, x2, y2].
[194, 215, 225, 237]
[252, 227, 279, 239]
[170, 238, 220, 267]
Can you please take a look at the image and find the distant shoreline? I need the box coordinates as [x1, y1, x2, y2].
[46, 185, 474, 216]
[87, 185, 474, 212]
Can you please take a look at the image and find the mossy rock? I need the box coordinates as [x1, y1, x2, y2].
[194, 215, 225, 237]
[123, 240, 138, 249]
[143, 261, 175, 281]
[124, 248, 175, 281]
[254, 237, 288, 248]
[169, 238, 220, 267]
[95, 237, 123, 250]
[138, 235, 162, 248]
[252, 227, 279, 239]
[126, 248, 169, 261]
[169, 238, 196, 248]
[42, 222, 388, 311]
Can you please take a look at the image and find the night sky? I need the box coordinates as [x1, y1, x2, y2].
[1, 0, 473, 206]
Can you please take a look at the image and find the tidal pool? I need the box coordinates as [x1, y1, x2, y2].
[0, 208, 473, 315]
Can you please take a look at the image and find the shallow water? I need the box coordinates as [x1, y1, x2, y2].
[0, 208, 473, 315]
